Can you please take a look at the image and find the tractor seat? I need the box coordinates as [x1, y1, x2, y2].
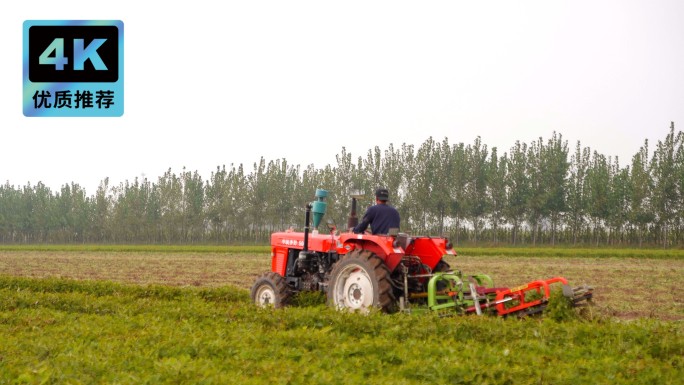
[392, 232, 411, 250]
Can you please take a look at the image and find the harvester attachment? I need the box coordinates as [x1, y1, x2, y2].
[416, 273, 593, 318]
[494, 277, 590, 317]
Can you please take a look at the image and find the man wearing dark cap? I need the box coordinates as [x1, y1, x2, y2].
[352, 188, 401, 235]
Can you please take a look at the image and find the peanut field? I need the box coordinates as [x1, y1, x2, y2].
[0, 247, 682, 384]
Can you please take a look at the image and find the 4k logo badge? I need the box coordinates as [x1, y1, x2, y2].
[23, 20, 124, 117]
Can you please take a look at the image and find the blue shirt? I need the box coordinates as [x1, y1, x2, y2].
[353, 203, 401, 235]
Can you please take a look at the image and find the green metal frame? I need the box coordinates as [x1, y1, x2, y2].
[427, 273, 463, 311]
[427, 272, 495, 313]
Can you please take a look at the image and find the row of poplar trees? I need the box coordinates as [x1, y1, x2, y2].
[1, 124, 683, 247]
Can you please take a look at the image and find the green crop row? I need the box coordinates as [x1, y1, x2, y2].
[455, 247, 684, 259]
[0, 276, 682, 384]
[0, 244, 271, 254]
[1, 244, 683, 259]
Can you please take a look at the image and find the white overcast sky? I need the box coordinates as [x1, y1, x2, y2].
[2, 1, 683, 195]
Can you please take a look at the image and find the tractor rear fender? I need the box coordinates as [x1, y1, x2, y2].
[404, 237, 456, 271]
[338, 234, 404, 272]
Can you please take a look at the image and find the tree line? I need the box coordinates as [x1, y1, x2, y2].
[1, 123, 683, 247]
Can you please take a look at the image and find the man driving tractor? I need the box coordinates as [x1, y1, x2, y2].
[353, 188, 400, 235]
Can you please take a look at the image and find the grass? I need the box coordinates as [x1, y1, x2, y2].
[456, 247, 684, 259]
[0, 276, 682, 384]
[0, 244, 270, 254]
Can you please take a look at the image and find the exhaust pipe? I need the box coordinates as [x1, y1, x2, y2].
[347, 197, 358, 230]
[347, 190, 365, 231]
[302, 203, 312, 252]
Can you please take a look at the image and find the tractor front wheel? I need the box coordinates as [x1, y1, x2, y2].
[327, 249, 395, 313]
[250, 272, 292, 308]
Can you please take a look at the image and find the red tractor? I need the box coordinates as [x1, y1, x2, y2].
[251, 189, 592, 315]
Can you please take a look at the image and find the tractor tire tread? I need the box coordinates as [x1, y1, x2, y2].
[251, 271, 292, 308]
[331, 248, 395, 313]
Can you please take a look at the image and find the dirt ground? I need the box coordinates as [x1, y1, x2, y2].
[1, 251, 682, 321]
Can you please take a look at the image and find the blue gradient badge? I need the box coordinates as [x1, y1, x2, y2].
[23, 20, 124, 117]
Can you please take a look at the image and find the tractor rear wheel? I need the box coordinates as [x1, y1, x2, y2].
[250, 272, 292, 308]
[327, 249, 395, 313]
